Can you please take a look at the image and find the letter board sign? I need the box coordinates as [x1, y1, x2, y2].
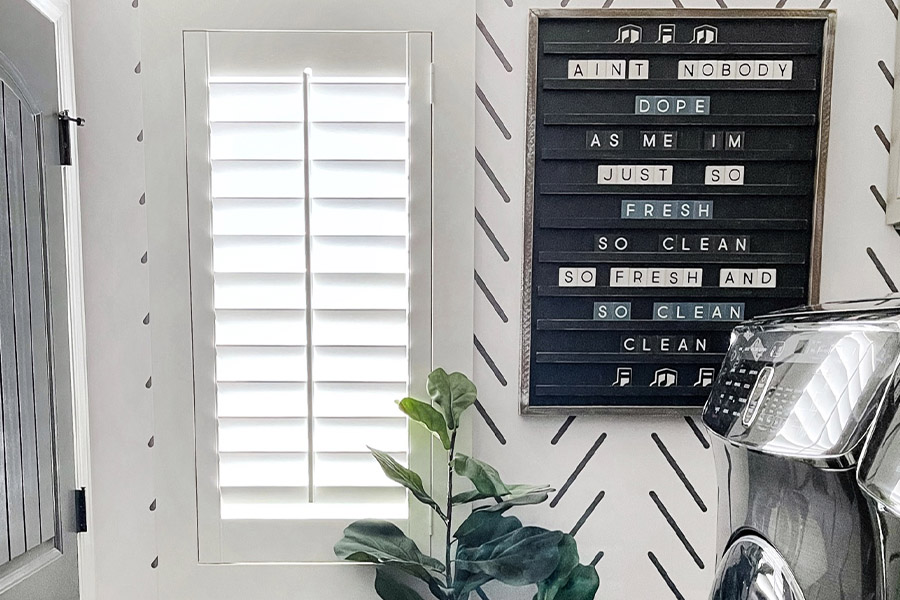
[520, 9, 834, 413]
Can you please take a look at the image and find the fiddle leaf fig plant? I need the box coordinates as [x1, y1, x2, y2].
[334, 368, 599, 600]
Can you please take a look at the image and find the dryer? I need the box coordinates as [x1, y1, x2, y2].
[703, 299, 900, 600]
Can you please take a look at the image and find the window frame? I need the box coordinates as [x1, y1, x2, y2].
[143, 0, 472, 592]
[183, 30, 436, 563]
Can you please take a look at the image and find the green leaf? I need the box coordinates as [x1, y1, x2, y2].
[555, 564, 600, 600]
[334, 519, 445, 577]
[456, 527, 564, 586]
[452, 484, 554, 506]
[476, 491, 551, 513]
[397, 397, 451, 450]
[374, 568, 426, 600]
[426, 368, 477, 429]
[453, 570, 493, 598]
[454, 454, 510, 497]
[535, 536, 579, 600]
[451, 489, 488, 505]
[454, 510, 522, 549]
[369, 447, 446, 519]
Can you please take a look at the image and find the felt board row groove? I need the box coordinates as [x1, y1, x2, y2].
[472, 2, 898, 599]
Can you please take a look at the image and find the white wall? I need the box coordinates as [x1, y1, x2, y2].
[71, 0, 900, 599]
[470, 2, 900, 599]
[71, 1, 158, 599]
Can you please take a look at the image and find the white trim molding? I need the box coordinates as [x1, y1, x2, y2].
[27, 0, 96, 596]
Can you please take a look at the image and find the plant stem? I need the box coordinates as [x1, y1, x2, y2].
[445, 429, 457, 600]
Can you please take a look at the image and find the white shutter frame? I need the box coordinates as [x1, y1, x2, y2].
[185, 30, 435, 563]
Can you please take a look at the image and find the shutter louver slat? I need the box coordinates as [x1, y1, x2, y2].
[213, 198, 304, 236]
[312, 310, 407, 346]
[212, 160, 304, 198]
[311, 198, 405, 237]
[209, 82, 304, 123]
[218, 418, 308, 452]
[210, 122, 305, 160]
[313, 382, 406, 417]
[215, 309, 306, 346]
[311, 160, 406, 198]
[216, 346, 307, 382]
[309, 123, 406, 160]
[313, 346, 407, 382]
[310, 236, 407, 274]
[218, 382, 307, 418]
[215, 273, 306, 309]
[213, 235, 306, 273]
[210, 75, 410, 521]
[312, 273, 406, 309]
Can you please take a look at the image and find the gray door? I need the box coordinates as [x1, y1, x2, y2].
[0, 0, 81, 598]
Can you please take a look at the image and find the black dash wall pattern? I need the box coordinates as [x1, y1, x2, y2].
[520, 9, 835, 412]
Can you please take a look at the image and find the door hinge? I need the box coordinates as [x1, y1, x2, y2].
[74, 487, 87, 534]
[58, 110, 85, 167]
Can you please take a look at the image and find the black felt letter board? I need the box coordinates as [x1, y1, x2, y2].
[520, 10, 834, 412]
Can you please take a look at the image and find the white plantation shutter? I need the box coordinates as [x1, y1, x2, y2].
[209, 76, 410, 521]
[184, 31, 434, 562]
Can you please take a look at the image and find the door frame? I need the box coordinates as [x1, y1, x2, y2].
[21, 0, 94, 598]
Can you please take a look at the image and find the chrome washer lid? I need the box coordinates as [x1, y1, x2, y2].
[710, 535, 805, 600]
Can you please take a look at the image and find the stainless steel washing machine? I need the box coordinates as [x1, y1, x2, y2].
[703, 298, 900, 600]
[858, 352, 900, 600]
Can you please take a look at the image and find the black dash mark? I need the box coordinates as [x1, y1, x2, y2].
[590, 550, 605, 566]
[867, 247, 899, 293]
[876, 125, 891, 153]
[880, 60, 895, 88]
[474, 399, 507, 445]
[650, 491, 705, 569]
[570, 491, 605, 537]
[475, 588, 490, 600]
[671, 0, 684, 7]
[873, 185, 888, 211]
[551, 433, 607, 508]
[684, 416, 710, 450]
[475, 270, 509, 323]
[602, 0, 614, 6]
[474, 335, 507, 387]
[501, 0, 512, 6]
[476, 15, 513, 73]
[475, 208, 509, 262]
[775, 0, 788, 7]
[476, 85, 511, 140]
[819, 0, 831, 6]
[715, 0, 728, 7]
[652, 433, 707, 512]
[551, 416, 577, 445]
[151, 557, 158, 569]
[476, 148, 511, 204]
[648, 552, 686, 600]
[887, 0, 899, 19]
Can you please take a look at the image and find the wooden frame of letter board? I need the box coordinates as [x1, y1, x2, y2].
[520, 9, 835, 414]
